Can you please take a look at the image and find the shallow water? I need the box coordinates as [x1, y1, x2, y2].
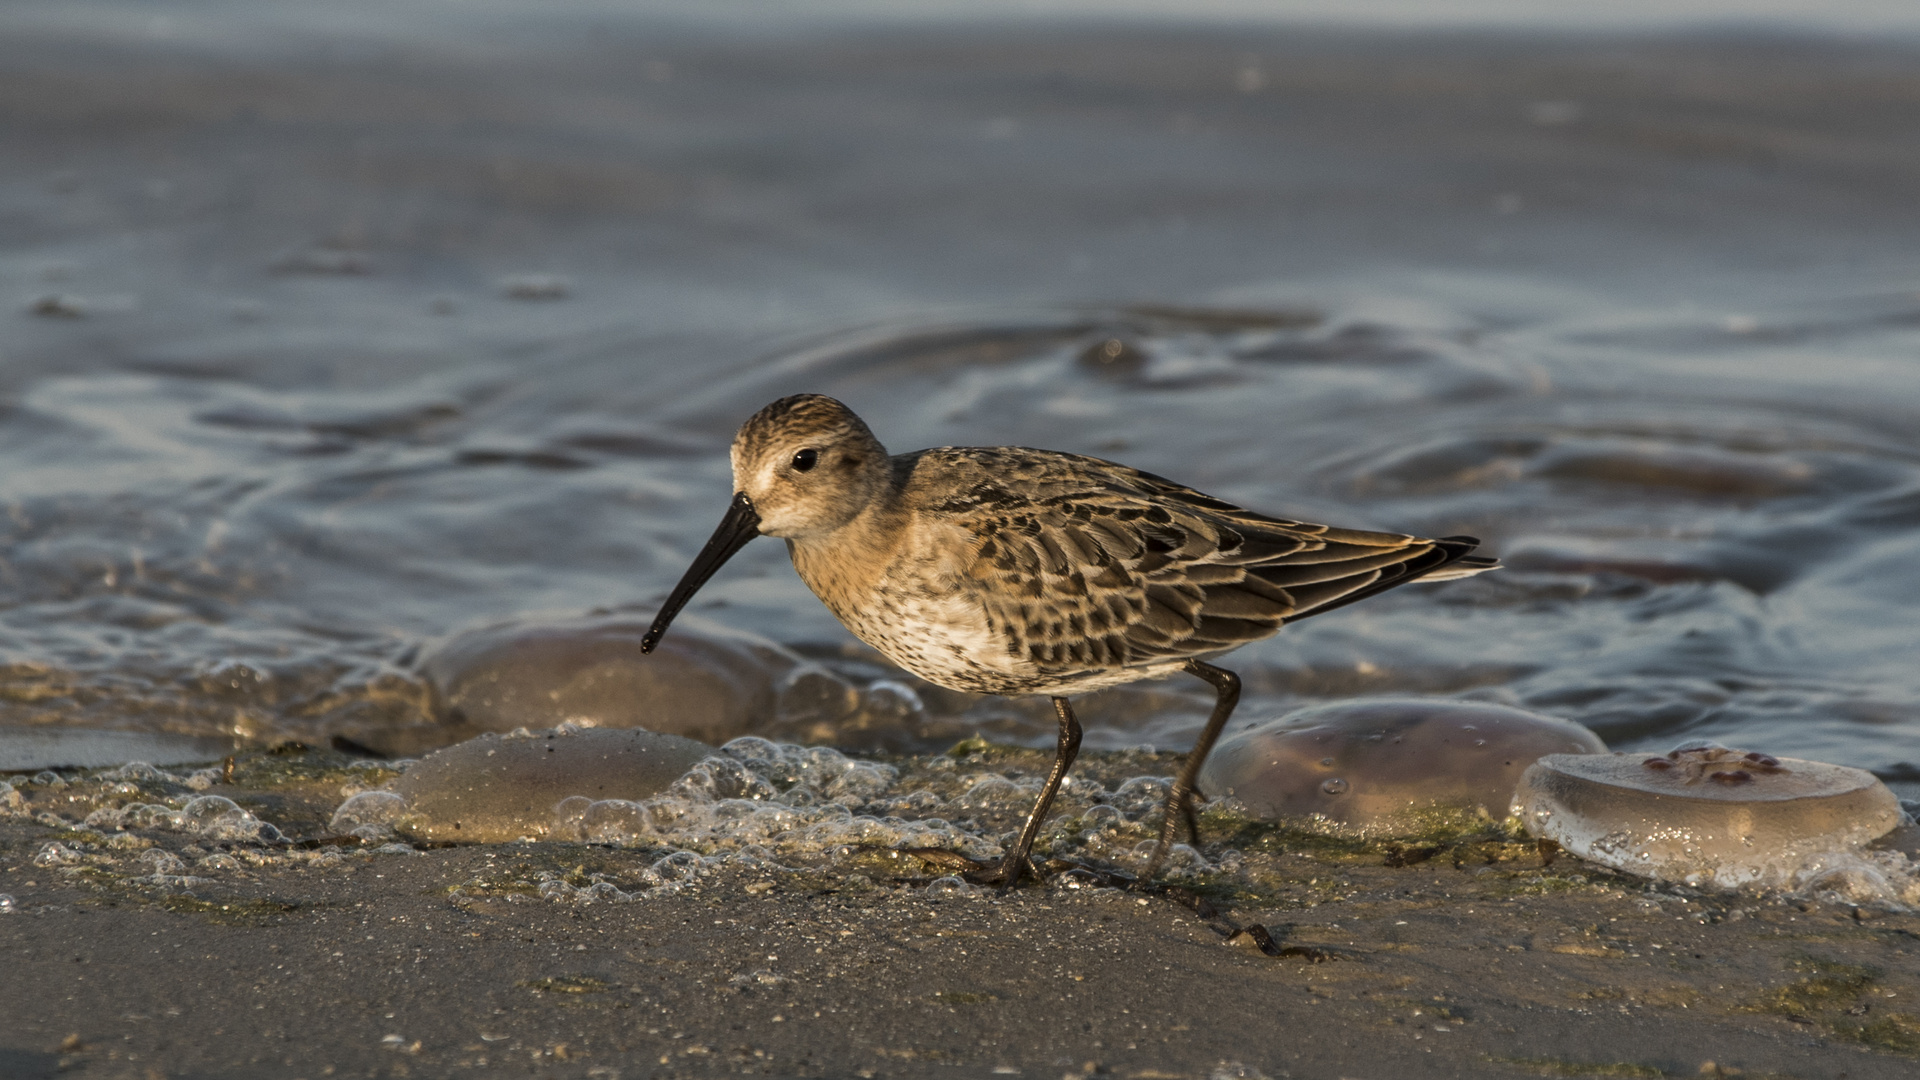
[1, 4, 1918, 787]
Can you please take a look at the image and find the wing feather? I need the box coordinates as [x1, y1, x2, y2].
[916, 447, 1496, 679]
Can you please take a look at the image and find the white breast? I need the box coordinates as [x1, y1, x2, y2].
[843, 585, 1021, 693]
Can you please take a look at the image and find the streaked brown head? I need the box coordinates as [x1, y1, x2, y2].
[643, 394, 889, 653]
[730, 394, 890, 539]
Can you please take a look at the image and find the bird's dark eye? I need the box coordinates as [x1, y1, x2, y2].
[791, 448, 818, 472]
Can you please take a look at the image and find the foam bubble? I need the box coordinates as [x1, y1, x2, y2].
[1108, 776, 1174, 819]
[545, 738, 998, 879]
[105, 762, 176, 783]
[32, 841, 84, 867]
[1199, 699, 1606, 834]
[1519, 743, 1912, 900]
[924, 875, 976, 898]
[330, 790, 409, 833]
[85, 795, 283, 843]
[137, 849, 186, 875]
[183, 769, 221, 791]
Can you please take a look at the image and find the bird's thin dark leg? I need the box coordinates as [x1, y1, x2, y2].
[993, 696, 1082, 888]
[1142, 660, 1240, 881]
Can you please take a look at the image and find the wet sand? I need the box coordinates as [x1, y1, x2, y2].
[5, 746, 1920, 1079]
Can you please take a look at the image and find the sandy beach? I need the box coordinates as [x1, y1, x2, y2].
[5, 743, 1920, 1079]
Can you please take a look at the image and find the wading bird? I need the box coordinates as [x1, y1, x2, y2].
[642, 394, 1495, 885]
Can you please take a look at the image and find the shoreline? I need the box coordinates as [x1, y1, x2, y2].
[4, 746, 1918, 1079]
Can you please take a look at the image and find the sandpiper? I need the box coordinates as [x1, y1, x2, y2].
[643, 394, 1496, 885]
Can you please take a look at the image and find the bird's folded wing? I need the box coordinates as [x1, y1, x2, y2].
[961, 457, 1492, 669]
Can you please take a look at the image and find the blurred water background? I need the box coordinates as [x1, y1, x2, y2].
[2, 0, 1918, 783]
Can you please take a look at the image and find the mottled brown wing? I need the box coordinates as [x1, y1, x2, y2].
[954, 451, 1491, 672]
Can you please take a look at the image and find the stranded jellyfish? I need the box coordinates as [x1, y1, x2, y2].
[421, 613, 856, 748]
[373, 727, 712, 843]
[1196, 698, 1606, 833]
[1518, 742, 1903, 889]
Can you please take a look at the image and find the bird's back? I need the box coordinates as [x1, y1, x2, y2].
[791, 445, 1493, 697]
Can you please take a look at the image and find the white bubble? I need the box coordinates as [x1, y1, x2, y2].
[826, 761, 898, 803]
[1129, 841, 1209, 877]
[669, 756, 779, 803]
[105, 762, 175, 783]
[957, 776, 1033, 812]
[176, 795, 282, 842]
[924, 875, 975, 898]
[1108, 776, 1173, 818]
[137, 849, 186, 875]
[32, 841, 83, 867]
[330, 791, 409, 833]
[861, 679, 924, 722]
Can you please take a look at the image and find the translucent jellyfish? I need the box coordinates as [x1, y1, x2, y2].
[421, 613, 845, 747]
[0, 727, 236, 772]
[1197, 698, 1606, 833]
[1526, 438, 1815, 499]
[1518, 743, 1905, 891]
[382, 727, 714, 843]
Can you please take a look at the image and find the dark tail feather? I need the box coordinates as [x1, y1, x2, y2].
[1283, 535, 1496, 623]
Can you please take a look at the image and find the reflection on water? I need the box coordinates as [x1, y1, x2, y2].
[3, 292, 1919, 776]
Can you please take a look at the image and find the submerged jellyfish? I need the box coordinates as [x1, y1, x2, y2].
[1197, 698, 1605, 833]
[381, 727, 712, 843]
[1518, 742, 1904, 889]
[0, 727, 237, 772]
[421, 613, 856, 747]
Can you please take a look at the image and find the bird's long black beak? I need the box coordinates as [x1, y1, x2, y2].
[641, 491, 761, 653]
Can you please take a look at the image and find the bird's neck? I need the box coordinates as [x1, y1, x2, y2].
[787, 497, 907, 615]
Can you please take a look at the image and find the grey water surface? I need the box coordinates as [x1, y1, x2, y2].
[2, 1, 1919, 777]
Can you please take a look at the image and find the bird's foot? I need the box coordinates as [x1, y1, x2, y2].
[960, 853, 1034, 890]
